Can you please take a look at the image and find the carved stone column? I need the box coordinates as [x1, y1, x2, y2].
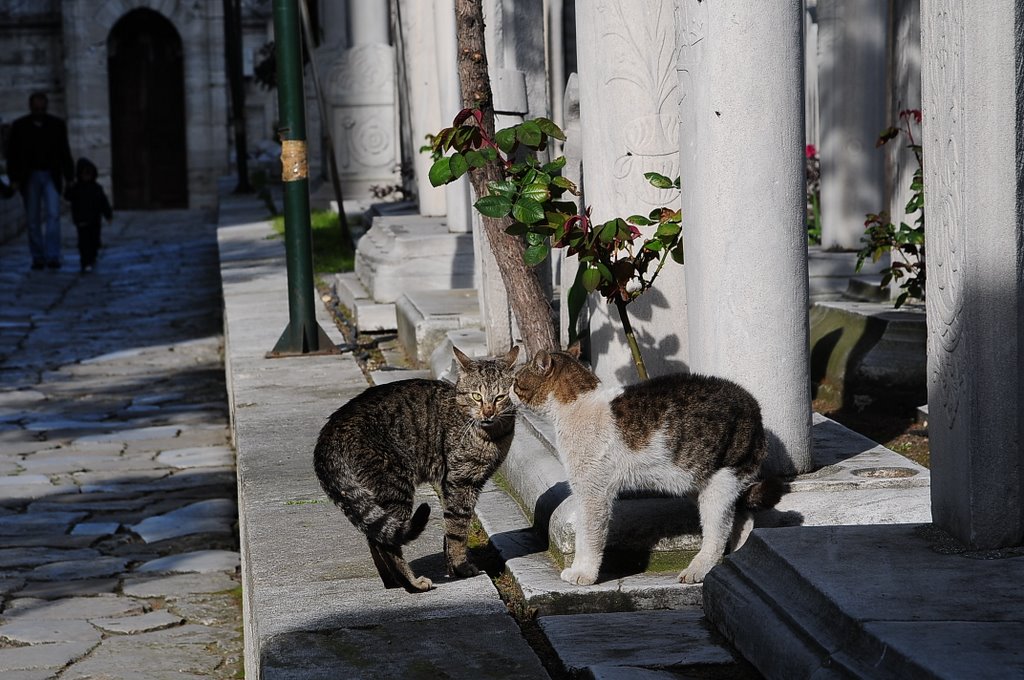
[677, 2, 812, 474]
[885, 0, 921, 258]
[817, 0, 888, 250]
[921, 0, 1024, 549]
[396, 0, 446, 216]
[575, 0, 688, 383]
[314, 0, 400, 200]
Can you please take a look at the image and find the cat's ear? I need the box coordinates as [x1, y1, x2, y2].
[502, 345, 520, 368]
[452, 346, 474, 371]
[566, 341, 582, 359]
[533, 349, 553, 374]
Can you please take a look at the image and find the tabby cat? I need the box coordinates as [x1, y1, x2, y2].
[313, 346, 519, 592]
[512, 345, 782, 586]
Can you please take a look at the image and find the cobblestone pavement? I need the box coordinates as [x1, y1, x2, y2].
[0, 211, 242, 679]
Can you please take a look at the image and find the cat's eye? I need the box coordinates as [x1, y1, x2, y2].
[470, 392, 483, 402]
[496, 394, 508, 402]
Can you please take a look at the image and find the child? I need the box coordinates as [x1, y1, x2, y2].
[65, 157, 112, 273]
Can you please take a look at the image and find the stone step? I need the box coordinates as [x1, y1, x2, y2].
[331, 272, 397, 332]
[844, 274, 891, 302]
[809, 299, 926, 411]
[807, 246, 886, 302]
[537, 610, 752, 679]
[429, 328, 489, 381]
[354, 214, 475, 303]
[395, 289, 481, 365]
[702, 524, 1024, 679]
[474, 479, 703, 616]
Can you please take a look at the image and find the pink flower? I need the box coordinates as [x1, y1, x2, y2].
[805, 144, 818, 159]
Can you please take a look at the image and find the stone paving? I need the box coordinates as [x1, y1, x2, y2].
[0, 211, 242, 679]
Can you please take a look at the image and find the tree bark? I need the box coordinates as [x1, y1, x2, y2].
[454, 0, 558, 357]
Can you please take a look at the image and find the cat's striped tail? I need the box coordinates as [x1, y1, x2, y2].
[314, 455, 430, 548]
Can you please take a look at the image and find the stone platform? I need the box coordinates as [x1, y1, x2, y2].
[703, 523, 1024, 678]
[221, 193, 1020, 678]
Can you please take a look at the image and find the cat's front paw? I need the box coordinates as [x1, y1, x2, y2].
[678, 556, 718, 584]
[560, 566, 598, 586]
[407, 575, 434, 592]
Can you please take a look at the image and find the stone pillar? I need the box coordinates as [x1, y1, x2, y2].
[348, 0, 387, 45]
[558, 73, 585, 349]
[433, 0, 474, 235]
[575, 0, 687, 384]
[921, 0, 1024, 549]
[885, 0, 921, 253]
[677, 2, 812, 474]
[817, 0, 888, 250]
[314, 0, 400, 200]
[396, 0, 447, 216]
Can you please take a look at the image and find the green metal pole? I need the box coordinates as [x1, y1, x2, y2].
[270, 0, 335, 356]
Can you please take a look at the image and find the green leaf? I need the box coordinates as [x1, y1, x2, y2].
[582, 267, 601, 292]
[428, 157, 453, 187]
[464, 150, 486, 168]
[524, 243, 550, 266]
[643, 239, 664, 251]
[475, 194, 513, 218]
[598, 220, 618, 243]
[670, 244, 685, 264]
[526, 230, 546, 246]
[517, 121, 543, 147]
[495, 127, 518, 153]
[644, 172, 674, 189]
[567, 267, 589, 345]
[481, 147, 499, 162]
[628, 214, 654, 226]
[449, 152, 469, 179]
[595, 261, 613, 283]
[534, 117, 567, 141]
[487, 179, 517, 197]
[504, 222, 528, 236]
[545, 211, 568, 227]
[552, 176, 577, 193]
[512, 197, 545, 224]
[655, 222, 681, 238]
[521, 182, 551, 203]
[543, 156, 568, 174]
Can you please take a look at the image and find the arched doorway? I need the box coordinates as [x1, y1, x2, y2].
[107, 8, 188, 208]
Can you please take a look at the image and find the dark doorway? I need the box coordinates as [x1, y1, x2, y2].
[108, 9, 188, 208]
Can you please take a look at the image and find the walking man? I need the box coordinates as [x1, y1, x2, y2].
[6, 92, 75, 270]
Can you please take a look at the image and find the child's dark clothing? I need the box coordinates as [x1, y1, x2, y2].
[66, 158, 112, 271]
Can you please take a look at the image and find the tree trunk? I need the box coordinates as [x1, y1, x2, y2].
[454, 0, 558, 357]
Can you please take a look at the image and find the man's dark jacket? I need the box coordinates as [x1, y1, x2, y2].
[6, 112, 75, 193]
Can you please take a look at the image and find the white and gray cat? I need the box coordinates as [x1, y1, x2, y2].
[513, 345, 783, 585]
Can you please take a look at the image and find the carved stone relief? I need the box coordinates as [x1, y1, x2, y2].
[922, 0, 966, 428]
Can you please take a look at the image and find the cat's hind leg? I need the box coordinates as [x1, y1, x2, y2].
[728, 508, 755, 553]
[369, 542, 433, 592]
[680, 468, 745, 584]
[371, 496, 433, 592]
